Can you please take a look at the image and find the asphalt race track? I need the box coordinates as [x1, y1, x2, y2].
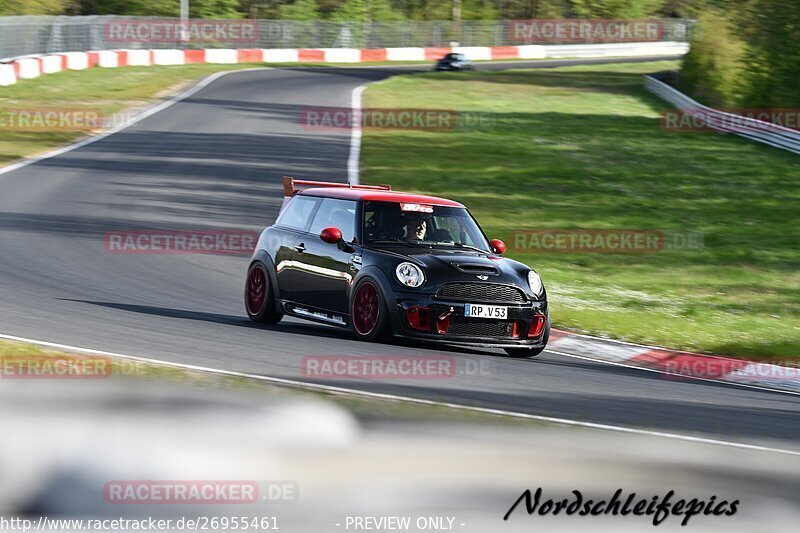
[1, 57, 798, 452]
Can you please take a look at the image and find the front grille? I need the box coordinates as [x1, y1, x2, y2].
[436, 283, 526, 304]
[447, 318, 511, 337]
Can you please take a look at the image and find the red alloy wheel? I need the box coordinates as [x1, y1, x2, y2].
[353, 281, 380, 335]
[246, 265, 267, 315]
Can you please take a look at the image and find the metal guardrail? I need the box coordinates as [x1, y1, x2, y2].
[0, 16, 693, 61]
[645, 75, 800, 155]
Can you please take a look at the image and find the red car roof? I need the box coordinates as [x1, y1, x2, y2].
[299, 187, 465, 207]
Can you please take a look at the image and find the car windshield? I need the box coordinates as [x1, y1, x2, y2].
[362, 201, 491, 252]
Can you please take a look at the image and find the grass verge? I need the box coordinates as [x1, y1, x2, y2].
[361, 61, 800, 359]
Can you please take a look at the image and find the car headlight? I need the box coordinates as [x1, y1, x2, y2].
[527, 270, 543, 297]
[396, 262, 425, 288]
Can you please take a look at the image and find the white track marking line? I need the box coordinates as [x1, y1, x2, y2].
[347, 84, 367, 185]
[544, 349, 800, 397]
[0, 67, 273, 179]
[1, 332, 798, 457]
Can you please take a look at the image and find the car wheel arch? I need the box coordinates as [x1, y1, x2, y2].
[351, 266, 396, 308]
[249, 250, 282, 310]
[350, 266, 401, 333]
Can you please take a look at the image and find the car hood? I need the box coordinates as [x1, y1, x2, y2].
[366, 245, 537, 291]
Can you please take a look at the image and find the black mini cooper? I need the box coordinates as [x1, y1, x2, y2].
[245, 178, 549, 357]
[434, 53, 475, 72]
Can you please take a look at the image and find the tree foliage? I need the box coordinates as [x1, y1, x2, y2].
[569, 0, 665, 17]
[2, 0, 712, 19]
[278, 0, 321, 20]
[736, 0, 800, 107]
[680, 0, 800, 108]
[327, 0, 405, 21]
[680, 9, 745, 107]
[70, 0, 243, 18]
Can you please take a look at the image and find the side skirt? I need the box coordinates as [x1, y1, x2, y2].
[281, 300, 351, 329]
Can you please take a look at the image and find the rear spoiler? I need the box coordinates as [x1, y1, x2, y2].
[280, 176, 391, 211]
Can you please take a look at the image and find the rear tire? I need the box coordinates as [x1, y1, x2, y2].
[351, 278, 390, 342]
[245, 261, 283, 324]
[503, 321, 549, 358]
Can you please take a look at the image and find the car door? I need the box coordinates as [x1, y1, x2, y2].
[271, 195, 321, 304]
[292, 198, 358, 315]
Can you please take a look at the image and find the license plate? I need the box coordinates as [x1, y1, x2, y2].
[464, 304, 508, 320]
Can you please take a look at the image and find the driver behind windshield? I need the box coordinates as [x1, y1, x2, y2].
[404, 217, 427, 241]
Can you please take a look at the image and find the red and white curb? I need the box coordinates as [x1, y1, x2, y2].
[0, 41, 688, 87]
[549, 329, 800, 394]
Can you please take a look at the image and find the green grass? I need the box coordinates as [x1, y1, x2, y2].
[0, 63, 266, 165]
[361, 61, 800, 359]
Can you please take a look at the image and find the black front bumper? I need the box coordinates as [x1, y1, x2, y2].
[388, 292, 549, 348]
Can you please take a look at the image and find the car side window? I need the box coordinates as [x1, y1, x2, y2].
[275, 196, 319, 231]
[309, 198, 357, 241]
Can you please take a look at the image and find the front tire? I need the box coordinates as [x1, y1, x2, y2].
[245, 261, 283, 324]
[351, 278, 390, 341]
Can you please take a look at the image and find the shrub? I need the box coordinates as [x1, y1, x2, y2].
[679, 10, 746, 107]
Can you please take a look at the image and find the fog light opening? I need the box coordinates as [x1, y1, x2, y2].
[527, 314, 546, 338]
[437, 307, 455, 334]
[407, 306, 430, 331]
